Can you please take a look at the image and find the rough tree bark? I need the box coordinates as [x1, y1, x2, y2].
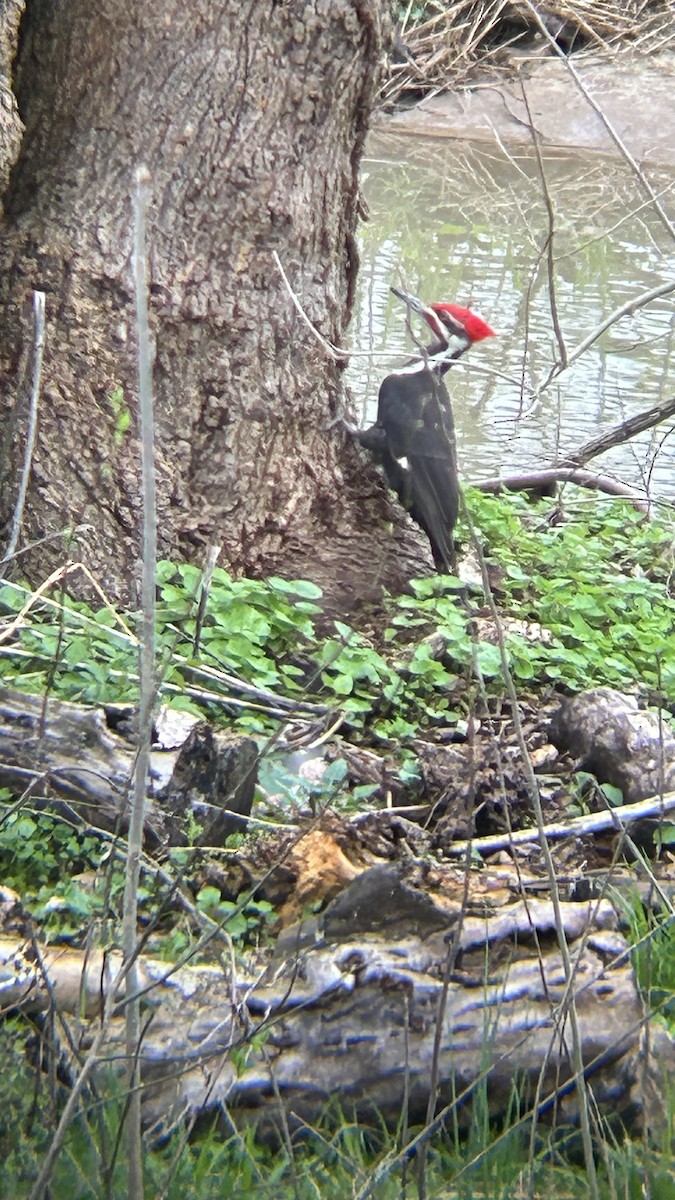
[0, 1, 427, 613]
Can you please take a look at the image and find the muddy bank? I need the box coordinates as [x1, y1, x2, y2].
[378, 51, 675, 165]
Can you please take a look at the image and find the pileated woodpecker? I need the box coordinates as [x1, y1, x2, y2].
[354, 288, 495, 572]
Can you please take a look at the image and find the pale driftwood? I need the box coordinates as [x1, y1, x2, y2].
[477, 468, 651, 511]
[0, 686, 257, 845]
[444, 789, 675, 857]
[476, 393, 675, 510]
[2, 865, 673, 1142]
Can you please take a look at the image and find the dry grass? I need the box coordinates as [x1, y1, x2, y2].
[385, 0, 675, 102]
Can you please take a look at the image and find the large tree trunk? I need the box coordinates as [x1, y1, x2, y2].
[0, 1, 426, 613]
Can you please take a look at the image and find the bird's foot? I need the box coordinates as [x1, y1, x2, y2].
[326, 414, 358, 434]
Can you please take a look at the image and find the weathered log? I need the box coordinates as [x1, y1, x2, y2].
[2, 865, 672, 1143]
[0, 686, 256, 845]
[477, 468, 650, 511]
[476, 394, 675, 510]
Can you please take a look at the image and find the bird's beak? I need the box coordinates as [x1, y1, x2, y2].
[390, 286, 426, 316]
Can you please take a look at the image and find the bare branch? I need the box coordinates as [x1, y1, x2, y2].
[462, 504, 601, 1200]
[559, 394, 675, 468]
[520, 0, 675, 245]
[521, 83, 567, 370]
[444, 788, 675, 858]
[476, 393, 675, 509]
[535, 277, 675, 397]
[476, 467, 652, 513]
[1, 292, 45, 571]
[273, 250, 346, 361]
[123, 162, 157, 1198]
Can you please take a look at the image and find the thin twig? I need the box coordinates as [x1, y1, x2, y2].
[28, 1024, 112, 1200]
[463, 508, 600, 1200]
[273, 250, 344, 361]
[1, 291, 45, 570]
[534, 277, 675, 397]
[192, 542, 220, 657]
[273, 249, 430, 369]
[521, 82, 567, 369]
[418, 837, 473, 1198]
[0, 565, 138, 646]
[122, 163, 156, 1199]
[520, 0, 675, 245]
[0, 563, 75, 644]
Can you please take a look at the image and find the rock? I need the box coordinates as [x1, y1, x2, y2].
[549, 688, 675, 803]
[322, 863, 454, 939]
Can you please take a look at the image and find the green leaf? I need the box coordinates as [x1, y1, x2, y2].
[196, 886, 221, 912]
[657, 824, 675, 845]
[333, 620, 353, 639]
[600, 783, 623, 807]
[15, 816, 38, 839]
[474, 643, 503, 677]
[322, 759, 348, 787]
[0, 584, 26, 611]
[331, 673, 354, 696]
[268, 577, 323, 599]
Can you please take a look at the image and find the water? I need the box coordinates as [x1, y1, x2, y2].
[347, 132, 675, 499]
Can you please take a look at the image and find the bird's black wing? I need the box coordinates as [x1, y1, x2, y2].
[406, 373, 459, 571]
[353, 421, 410, 498]
[375, 369, 459, 571]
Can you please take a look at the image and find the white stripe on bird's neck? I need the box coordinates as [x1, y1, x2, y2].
[390, 342, 467, 375]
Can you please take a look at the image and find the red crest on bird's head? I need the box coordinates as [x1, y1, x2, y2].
[432, 303, 495, 344]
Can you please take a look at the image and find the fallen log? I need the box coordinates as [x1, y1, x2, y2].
[0, 686, 257, 846]
[476, 394, 675, 510]
[477, 468, 650, 511]
[2, 864, 673, 1143]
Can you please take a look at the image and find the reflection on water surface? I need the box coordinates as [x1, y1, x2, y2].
[348, 133, 675, 498]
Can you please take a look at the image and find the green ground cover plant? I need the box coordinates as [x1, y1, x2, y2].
[2, 491, 675, 1197]
[1, 494, 674, 747]
[2, 490, 674, 947]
